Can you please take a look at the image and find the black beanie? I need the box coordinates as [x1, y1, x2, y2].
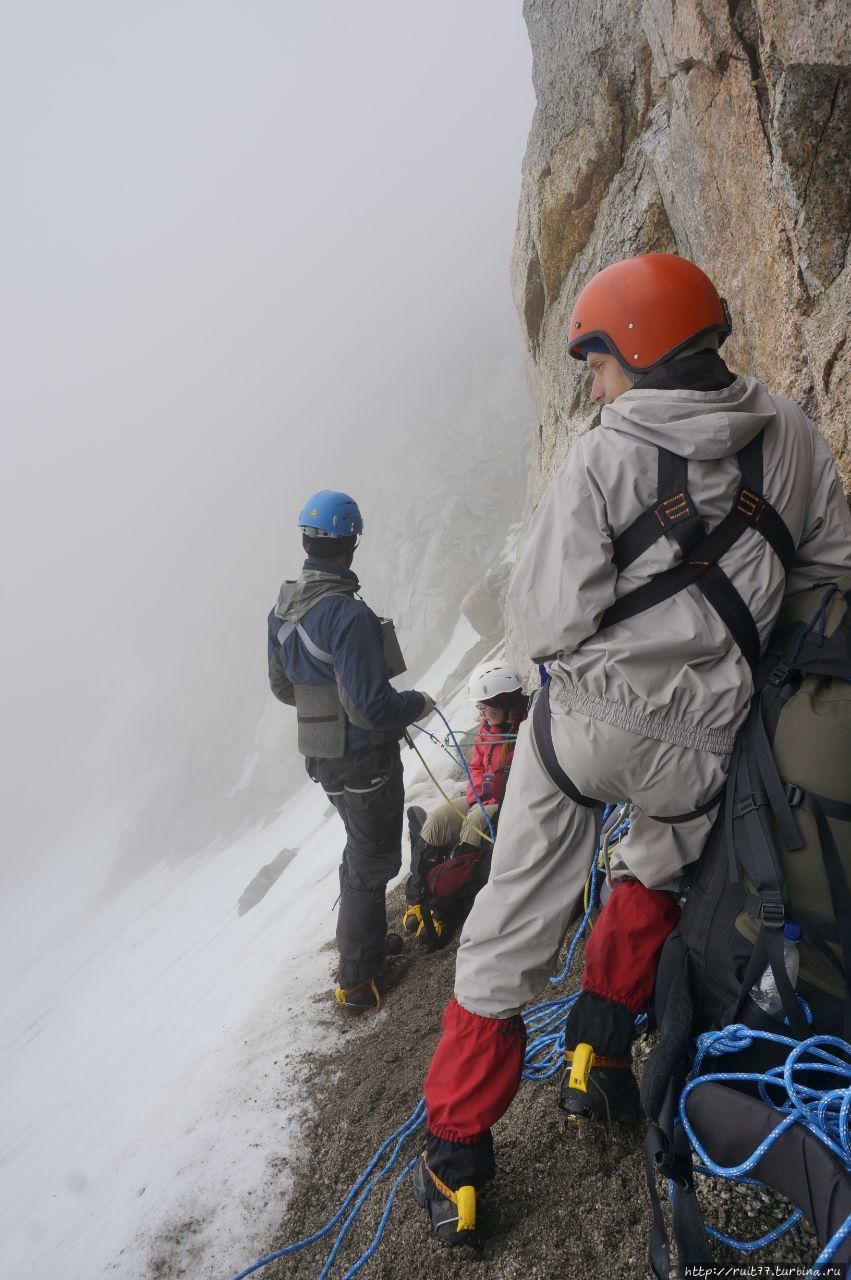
[302, 533, 357, 561]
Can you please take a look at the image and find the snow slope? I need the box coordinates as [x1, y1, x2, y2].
[1, 616, 485, 1280]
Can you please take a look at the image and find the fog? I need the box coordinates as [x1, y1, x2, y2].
[0, 2, 534, 891]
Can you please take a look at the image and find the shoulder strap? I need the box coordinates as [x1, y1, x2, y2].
[612, 449, 703, 572]
[599, 432, 795, 667]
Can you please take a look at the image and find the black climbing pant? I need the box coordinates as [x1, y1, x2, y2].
[307, 742, 405, 988]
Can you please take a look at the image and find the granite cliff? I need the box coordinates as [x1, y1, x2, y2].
[511, 0, 851, 502]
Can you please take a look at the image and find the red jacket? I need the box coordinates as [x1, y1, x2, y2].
[465, 719, 517, 808]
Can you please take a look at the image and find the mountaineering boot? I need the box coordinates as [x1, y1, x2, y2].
[559, 991, 641, 1128]
[411, 1154, 479, 1248]
[558, 1042, 641, 1126]
[330, 933, 405, 983]
[334, 954, 408, 1013]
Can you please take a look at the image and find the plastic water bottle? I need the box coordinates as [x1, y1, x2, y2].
[750, 921, 802, 1017]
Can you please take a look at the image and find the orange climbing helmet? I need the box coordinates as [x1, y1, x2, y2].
[567, 253, 732, 373]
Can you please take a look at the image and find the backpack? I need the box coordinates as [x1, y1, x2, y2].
[405, 804, 495, 951]
[422, 840, 493, 944]
[640, 580, 851, 1276]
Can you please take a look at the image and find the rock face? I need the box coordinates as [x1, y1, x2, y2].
[511, 0, 851, 505]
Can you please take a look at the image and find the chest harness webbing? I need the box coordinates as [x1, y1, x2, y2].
[599, 429, 795, 668]
[534, 430, 796, 821]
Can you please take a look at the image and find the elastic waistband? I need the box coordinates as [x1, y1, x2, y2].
[550, 681, 736, 756]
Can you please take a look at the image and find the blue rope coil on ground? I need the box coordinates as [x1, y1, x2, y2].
[678, 1025, 851, 1267]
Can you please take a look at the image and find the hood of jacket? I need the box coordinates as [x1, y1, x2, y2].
[601, 374, 777, 461]
[274, 562, 360, 623]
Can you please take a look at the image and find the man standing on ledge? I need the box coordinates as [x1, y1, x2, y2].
[267, 489, 434, 1012]
[411, 255, 851, 1245]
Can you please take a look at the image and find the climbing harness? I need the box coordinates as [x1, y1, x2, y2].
[597, 430, 794, 670]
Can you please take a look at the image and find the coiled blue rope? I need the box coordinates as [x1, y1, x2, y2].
[521, 993, 581, 1081]
[678, 1025, 851, 1266]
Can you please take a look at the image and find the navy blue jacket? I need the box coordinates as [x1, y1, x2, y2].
[267, 560, 424, 754]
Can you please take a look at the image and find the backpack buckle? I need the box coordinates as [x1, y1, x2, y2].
[767, 661, 792, 686]
[784, 784, 804, 808]
[759, 900, 785, 929]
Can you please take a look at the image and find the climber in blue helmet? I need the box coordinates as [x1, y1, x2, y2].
[267, 489, 435, 1012]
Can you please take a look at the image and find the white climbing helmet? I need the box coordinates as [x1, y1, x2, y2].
[468, 662, 524, 704]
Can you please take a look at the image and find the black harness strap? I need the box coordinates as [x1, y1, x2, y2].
[531, 684, 601, 809]
[645, 1078, 713, 1279]
[613, 449, 703, 572]
[599, 431, 795, 667]
[648, 786, 725, 824]
[699, 566, 761, 670]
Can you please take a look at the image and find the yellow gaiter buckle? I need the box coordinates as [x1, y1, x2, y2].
[426, 1163, 477, 1233]
[567, 1042, 595, 1092]
[564, 1042, 632, 1091]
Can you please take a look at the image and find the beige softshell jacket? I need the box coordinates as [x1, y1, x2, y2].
[508, 377, 851, 755]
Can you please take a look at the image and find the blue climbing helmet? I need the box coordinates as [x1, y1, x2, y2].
[298, 490, 363, 539]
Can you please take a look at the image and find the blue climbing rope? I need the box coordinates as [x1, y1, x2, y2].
[228, 1101, 425, 1280]
[547, 802, 631, 986]
[233, 780, 851, 1275]
[429, 706, 497, 842]
[409, 720, 518, 779]
[676, 1025, 851, 1266]
[227, 814, 609, 1278]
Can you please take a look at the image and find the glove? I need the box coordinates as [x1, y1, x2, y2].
[417, 692, 435, 719]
